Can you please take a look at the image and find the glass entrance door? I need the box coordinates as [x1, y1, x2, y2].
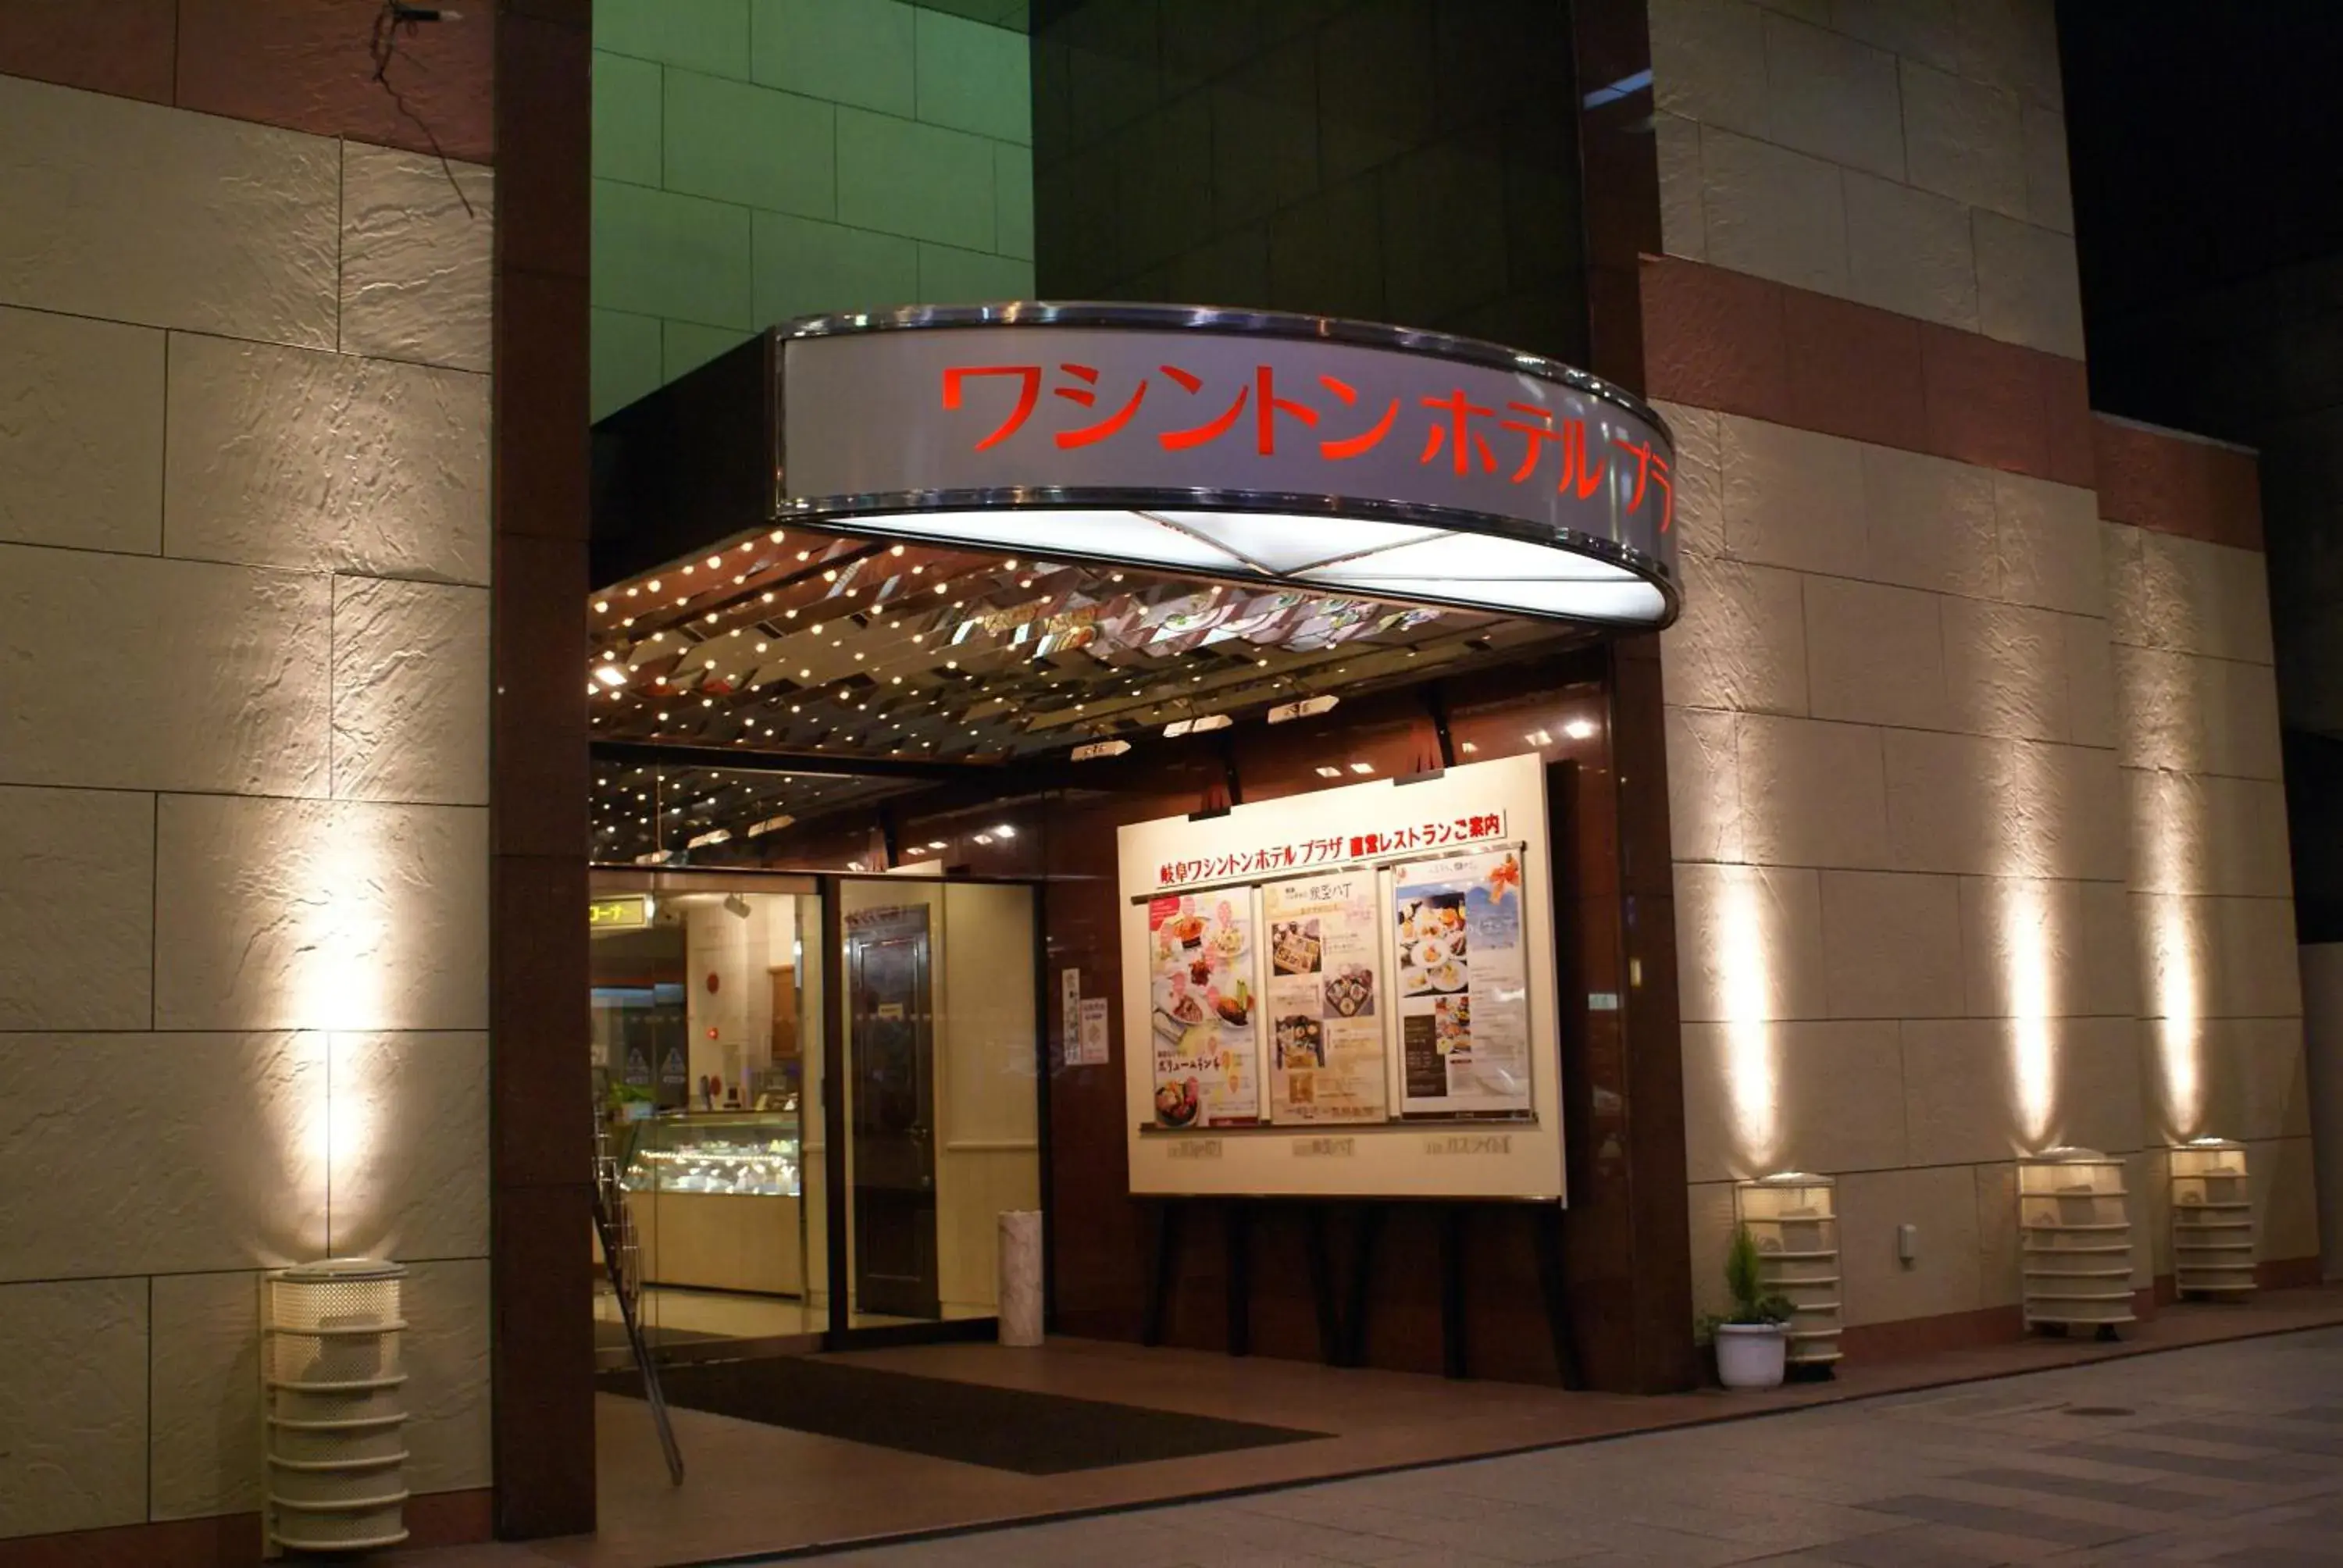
[845, 903, 941, 1320]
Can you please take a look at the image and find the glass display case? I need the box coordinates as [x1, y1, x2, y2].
[619, 1110, 804, 1295]
[622, 1109, 802, 1197]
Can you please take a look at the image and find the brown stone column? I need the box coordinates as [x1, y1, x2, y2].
[490, 0, 597, 1538]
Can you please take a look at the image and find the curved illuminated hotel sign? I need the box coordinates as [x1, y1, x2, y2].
[766, 304, 1679, 628]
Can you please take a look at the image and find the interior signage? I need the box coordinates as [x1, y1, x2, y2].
[588, 894, 651, 930]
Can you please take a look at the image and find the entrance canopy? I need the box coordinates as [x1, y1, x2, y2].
[595, 303, 1678, 630]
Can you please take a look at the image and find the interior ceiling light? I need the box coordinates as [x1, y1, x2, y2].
[731, 305, 1677, 630]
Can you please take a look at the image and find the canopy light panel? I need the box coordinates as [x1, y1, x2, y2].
[765, 304, 1678, 629]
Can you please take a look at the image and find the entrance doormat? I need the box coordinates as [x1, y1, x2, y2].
[599, 1356, 1329, 1474]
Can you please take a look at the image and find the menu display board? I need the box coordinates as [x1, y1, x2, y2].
[1263, 873, 1388, 1124]
[1143, 893, 1261, 1127]
[1394, 849, 1531, 1117]
[1117, 753, 1567, 1202]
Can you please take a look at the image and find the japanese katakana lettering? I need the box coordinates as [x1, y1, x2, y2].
[1500, 403, 1607, 496]
[1610, 436, 1674, 532]
[1418, 389, 1498, 475]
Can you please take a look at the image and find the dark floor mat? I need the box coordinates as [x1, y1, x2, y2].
[598, 1356, 1329, 1474]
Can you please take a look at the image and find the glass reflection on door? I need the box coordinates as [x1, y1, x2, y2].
[845, 904, 941, 1320]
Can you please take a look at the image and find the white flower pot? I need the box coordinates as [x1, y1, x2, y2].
[1714, 1323, 1787, 1390]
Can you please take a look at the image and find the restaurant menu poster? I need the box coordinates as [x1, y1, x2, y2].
[1262, 873, 1389, 1124]
[1394, 848, 1531, 1117]
[1145, 893, 1260, 1127]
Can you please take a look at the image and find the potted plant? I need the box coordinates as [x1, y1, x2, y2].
[1699, 1224, 1796, 1390]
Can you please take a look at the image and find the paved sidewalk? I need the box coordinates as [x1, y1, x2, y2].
[801, 1326, 2343, 1567]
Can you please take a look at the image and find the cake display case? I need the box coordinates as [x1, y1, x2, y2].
[621, 1110, 804, 1295]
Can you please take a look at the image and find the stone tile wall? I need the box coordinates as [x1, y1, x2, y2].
[590, 0, 1035, 418]
[0, 73, 490, 1538]
[1648, 0, 2313, 1331]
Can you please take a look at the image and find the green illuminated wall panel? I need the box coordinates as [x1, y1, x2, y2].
[593, 0, 1034, 419]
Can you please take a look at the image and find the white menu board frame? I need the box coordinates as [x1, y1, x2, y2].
[1117, 753, 1566, 1202]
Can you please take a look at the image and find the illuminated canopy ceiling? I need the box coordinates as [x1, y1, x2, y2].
[587, 302, 1679, 861]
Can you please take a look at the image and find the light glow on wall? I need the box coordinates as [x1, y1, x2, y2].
[1715, 868, 1780, 1172]
[2001, 877, 2058, 1149]
[2150, 893, 2206, 1139]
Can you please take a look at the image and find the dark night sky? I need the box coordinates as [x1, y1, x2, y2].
[2058, 0, 2343, 434]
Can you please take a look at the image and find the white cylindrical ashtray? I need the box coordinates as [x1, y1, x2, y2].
[998, 1210, 1043, 1348]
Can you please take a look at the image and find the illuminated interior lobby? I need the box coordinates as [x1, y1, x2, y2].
[0, 2, 2331, 1564]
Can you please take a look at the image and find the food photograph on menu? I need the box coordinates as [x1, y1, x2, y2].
[1146, 893, 1261, 1127]
[1394, 848, 1531, 1117]
[1262, 874, 1389, 1124]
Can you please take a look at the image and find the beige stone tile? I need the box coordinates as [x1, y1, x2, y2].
[1687, 1181, 1740, 1321]
[333, 575, 490, 805]
[1954, 875, 2137, 1022]
[164, 333, 490, 585]
[2247, 1135, 2320, 1262]
[1860, 441, 1996, 597]
[1699, 123, 1851, 297]
[1995, 472, 2105, 616]
[1881, 726, 1995, 875]
[1974, 1161, 2023, 1306]
[1817, 870, 1964, 1019]
[1941, 597, 2068, 741]
[2127, 770, 2293, 898]
[1651, 0, 1771, 133]
[2113, 645, 2283, 779]
[328, 1032, 489, 1262]
[1653, 398, 1724, 557]
[2209, 895, 2305, 1020]
[154, 794, 488, 1032]
[2106, 523, 2276, 665]
[1974, 211, 2084, 359]
[1674, 861, 1828, 1023]
[1737, 713, 1891, 868]
[0, 1277, 148, 1537]
[0, 76, 337, 346]
[1831, 0, 1961, 73]
[405, 1257, 492, 1492]
[0, 786, 152, 1030]
[2189, 1017, 2313, 1145]
[2038, 740, 2131, 884]
[1721, 413, 1867, 575]
[2056, 1014, 2150, 1156]
[1902, 1017, 2026, 1166]
[2060, 612, 2119, 750]
[1842, 169, 1979, 331]
[1655, 110, 1706, 261]
[1665, 705, 1743, 863]
[0, 1033, 326, 1281]
[1681, 1018, 1906, 1181]
[1660, 551, 1810, 715]
[1760, 12, 1905, 178]
[2129, 1146, 2167, 1284]
[1805, 576, 1949, 731]
[1838, 1163, 1985, 1324]
[1900, 58, 2027, 219]
[0, 543, 329, 794]
[341, 144, 494, 373]
[1964, 0, 2065, 110]
[0, 304, 165, 554]
[148, 1270, 264, 1520]
[2021, 101, 2073, 233]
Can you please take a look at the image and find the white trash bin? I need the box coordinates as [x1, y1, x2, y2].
[998, 1210, 1043, 1347]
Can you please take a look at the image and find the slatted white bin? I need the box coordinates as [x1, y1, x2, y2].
[1735, 1172, 1842, 1371]
[2018, 1149, 2137, 1337]
[264, 1259, 410, 1555]
[2170, 1138, 2256, 1299]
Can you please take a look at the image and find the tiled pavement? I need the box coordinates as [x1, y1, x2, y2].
[797, 1326, 2343, 1566]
